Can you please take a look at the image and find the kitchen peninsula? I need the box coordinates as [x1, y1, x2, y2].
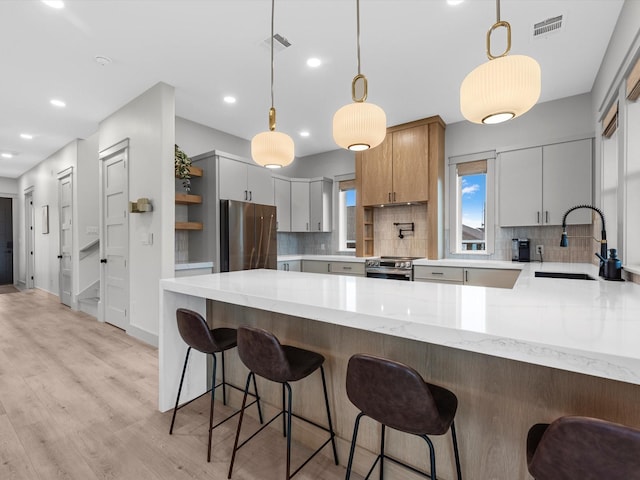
[159, 265, 640, 479]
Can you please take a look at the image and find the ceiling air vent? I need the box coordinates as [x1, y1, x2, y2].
[261, 33, 292, 53]
[533, 15, 563, 38]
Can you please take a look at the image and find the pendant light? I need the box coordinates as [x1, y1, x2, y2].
[460, 0, 541, 124]
[333, 0, 386, 151]
[251, 0, 294, 169]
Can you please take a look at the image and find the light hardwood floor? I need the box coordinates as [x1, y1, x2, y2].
[0, 289, 358, 480]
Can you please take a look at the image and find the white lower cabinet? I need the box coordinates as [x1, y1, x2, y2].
[277, 260, 301, 272]
[302, 260, 364, 277]
[413, 265, 520, 289]
[301, 260, 330, 274]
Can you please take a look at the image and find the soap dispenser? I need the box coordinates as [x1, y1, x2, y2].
[605, 249, 623, 281]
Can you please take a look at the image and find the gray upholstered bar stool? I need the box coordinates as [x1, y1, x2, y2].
[345, 353, 462, 480]
[227, 325, 339, 479]
[169, 308, 263, 462]
[527, 416, 640, 479]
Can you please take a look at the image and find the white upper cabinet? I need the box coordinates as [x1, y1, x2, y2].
[219, 156, 274, 205]
[499, 139, 592, 226]
[310, 178, 332, 232]
[290, 179, 311, 232]
[273, 176, 291, 232]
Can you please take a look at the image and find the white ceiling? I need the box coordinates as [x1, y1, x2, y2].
[0, 0, 624, 178]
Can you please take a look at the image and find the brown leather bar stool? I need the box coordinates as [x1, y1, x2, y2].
[169, 308, 263, 462]
[527, 416, 640, 479]
[345, 353, 462, 480]
[227, 325, 339, 479]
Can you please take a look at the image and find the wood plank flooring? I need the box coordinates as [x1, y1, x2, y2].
[0, 289, 357, 480]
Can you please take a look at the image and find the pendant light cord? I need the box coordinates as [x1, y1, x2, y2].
[495, 0, 500, 22]
[270, 0, 275, 109]
[356, 0, 361, 75]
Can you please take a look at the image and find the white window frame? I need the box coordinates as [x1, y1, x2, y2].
[448, 151, 496, 256]
[336, 174, 356, 253]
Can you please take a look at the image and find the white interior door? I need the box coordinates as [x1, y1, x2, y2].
[100, 142, 129, 330]
[58, 171, 73, 306]
[25, 191, 35, 289]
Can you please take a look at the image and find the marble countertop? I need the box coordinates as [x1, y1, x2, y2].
[277, 254, 366, 262]
[160, 262, 640, 385]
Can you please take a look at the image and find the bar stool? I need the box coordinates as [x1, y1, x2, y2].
[169, 308, 263, 462]
[344, 353, 462, 480]
[527, 416, 640, 479]
[227, 325, 339, 479]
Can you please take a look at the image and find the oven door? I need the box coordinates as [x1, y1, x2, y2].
[366, 270, 412, 281]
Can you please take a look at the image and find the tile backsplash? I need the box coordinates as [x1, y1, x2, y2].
[373, 204, 428, 257]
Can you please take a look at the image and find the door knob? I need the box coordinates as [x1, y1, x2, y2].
[100, 258, 107, 264]
[57, 255, 63, 259]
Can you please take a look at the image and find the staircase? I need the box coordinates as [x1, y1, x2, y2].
[78, 239, 100, 318]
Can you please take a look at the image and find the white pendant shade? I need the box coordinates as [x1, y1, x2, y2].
[251, 130, 294, 169]
[333, 101, 387, 151]
[460, 54, 541, 124]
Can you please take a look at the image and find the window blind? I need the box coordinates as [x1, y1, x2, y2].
[602, 102, 618, 138]
[627, 56, 640, 101]
[456, 159, 487, 176]
[339, 179, 356, 191]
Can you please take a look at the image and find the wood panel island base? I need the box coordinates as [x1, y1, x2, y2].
[159, 269, 640, 479]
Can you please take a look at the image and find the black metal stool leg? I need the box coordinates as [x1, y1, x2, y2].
[285, 382, 293, 480]
[379, 424, 386, 480]
[169, 347, 191, 434]
[252, 371, 264, 424]
[345, 412, 365, 480]
[221, 350, 227, 405]
[451, 421, 462, 480]
[207, 353, 218, 462]
[228, 372, 253, 479]
[282, 383, 287, 437]
[420, 434, 437, 480]
[320, 365, 339, 465]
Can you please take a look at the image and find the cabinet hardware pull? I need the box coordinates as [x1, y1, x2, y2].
[327, 264, 330, 273]
[432, 272, 444, 275]
[318, 222, 321, 231]
[388, 192, 391, 202]
[249, 191, 252, 201]
[545, 211, 549, 223]
[465, 270, 469, 282]
[306, 222, 309, 231]
[244, 190, 248, 201]
[393, 192, 396, 202]
[343, 266, 351, 270]
[537, 211, 540, 224]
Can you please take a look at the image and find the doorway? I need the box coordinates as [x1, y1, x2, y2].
[99, 140, 129, 331]
[0, 197, 13, 285]
[58, 169, 73, 306]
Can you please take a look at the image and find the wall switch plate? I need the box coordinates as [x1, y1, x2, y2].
[536, 245, 544, 255]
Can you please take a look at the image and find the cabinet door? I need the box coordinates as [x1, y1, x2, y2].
[310, 179, 332, 232]
[392, 125, 429, 203]
[290, 180, 310, 232]
[248, 164, 274, 205]
[218, 157, 248, 202]
[274, 177, 291, 232]
[498, 147, 543, 226]
[542, 139, 592, 225]
[288, 260, 301, 272]
[463, 268, 520, 289]
[413, 265, 464, 283]
[360, 135, 393, 206]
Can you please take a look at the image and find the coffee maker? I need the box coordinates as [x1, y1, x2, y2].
[512, 238, 531, 262]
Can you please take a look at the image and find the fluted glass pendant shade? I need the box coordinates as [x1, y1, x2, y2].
[333, 100, 386, 151]
[333, 0, 386, 151]
[460, 0, 541, 125]
[252, 129, 294, 169]
[461, 54, 541, 124]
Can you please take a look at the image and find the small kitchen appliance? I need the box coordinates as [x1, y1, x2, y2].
[512, 239, 530, 262]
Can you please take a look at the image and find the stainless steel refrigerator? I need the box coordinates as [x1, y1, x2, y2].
[220, 200, 277, 272]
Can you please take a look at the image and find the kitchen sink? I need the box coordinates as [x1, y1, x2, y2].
[534, 271, 596, 280]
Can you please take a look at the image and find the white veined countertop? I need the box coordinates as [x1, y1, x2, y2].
[160, 262, 640, 385]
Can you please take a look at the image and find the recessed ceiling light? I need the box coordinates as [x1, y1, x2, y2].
[1, 153, 13, 159]
[50, 99, 66, 107]
[94, 55, 112, 66]
[223, 96, 237, 104]
[20, 133, 34, 140]
[306, 58, 322, 68]
[299, 131, 310, 137]
[447, 0, 464, 5]
[42, 0, 65, 8]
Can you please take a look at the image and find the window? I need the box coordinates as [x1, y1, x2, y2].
[449, 154, 495, 255]
[338, 179, 356, 251]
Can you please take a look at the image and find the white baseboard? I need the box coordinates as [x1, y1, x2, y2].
[126, 324, 158, 348]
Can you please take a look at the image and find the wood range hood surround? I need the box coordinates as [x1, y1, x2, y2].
[355, 115, 445, 258]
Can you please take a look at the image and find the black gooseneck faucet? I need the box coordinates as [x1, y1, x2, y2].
[560, 205, 607, 277]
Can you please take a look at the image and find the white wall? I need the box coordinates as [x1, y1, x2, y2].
[280, 149, 355, 179]
[176, 116, 251, 159]
[17, 141, 78, 294]
[0, 177, 19, 284]
[99, 82, 175, 345]
[0, 177, 18, 196]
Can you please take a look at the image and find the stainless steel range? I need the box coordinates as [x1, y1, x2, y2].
[365, 256, 421, 281]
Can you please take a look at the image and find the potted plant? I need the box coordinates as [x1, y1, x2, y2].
[175, 144, 192, 193]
